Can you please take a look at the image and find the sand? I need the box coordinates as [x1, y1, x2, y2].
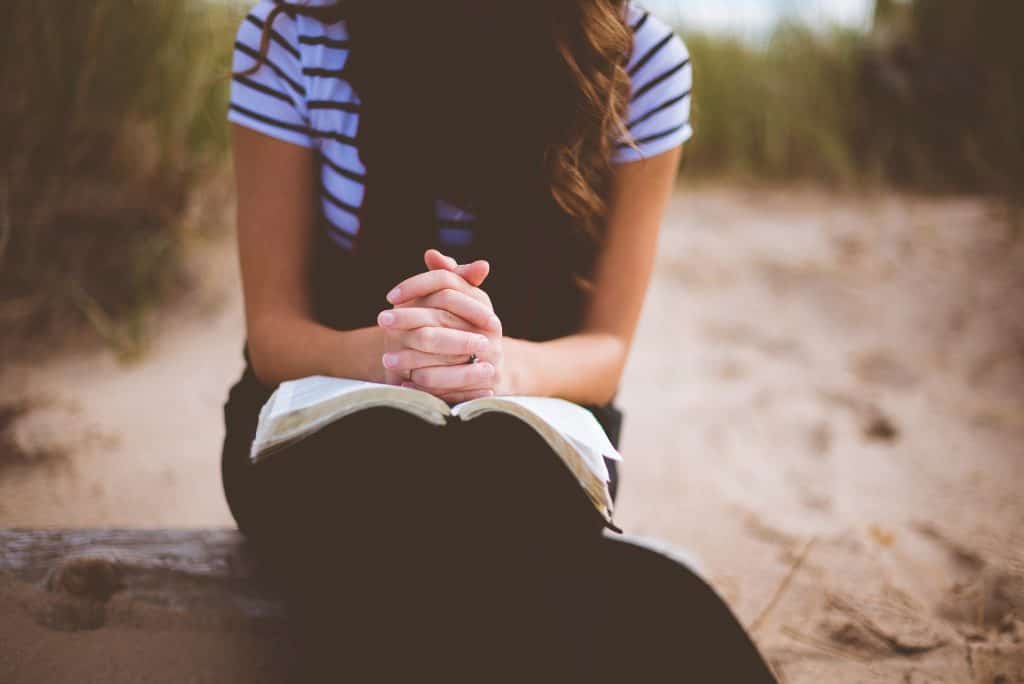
[1, 186, 1022, 682]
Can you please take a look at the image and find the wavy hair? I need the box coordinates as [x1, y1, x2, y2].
[236, 0, 636, 247]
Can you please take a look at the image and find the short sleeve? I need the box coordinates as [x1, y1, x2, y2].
[613, 8, 693, 163]
[227, 1, 313, 148]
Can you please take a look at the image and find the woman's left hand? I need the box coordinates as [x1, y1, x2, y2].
[381, 250, 508, 403]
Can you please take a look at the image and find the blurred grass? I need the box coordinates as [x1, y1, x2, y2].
[1, 0, 1021, 357]
[682, 25, 867, 185]
[0, 0, 239, 357]
[681, 0, 1024, 204]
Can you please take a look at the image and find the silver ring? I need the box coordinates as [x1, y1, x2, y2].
[467, 353, 479, 365]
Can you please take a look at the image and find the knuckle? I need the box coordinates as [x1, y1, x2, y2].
[417, 294, 438, 311]
[431, 368, 450, 386]
[477, 364, 495, 383]
[416, 327, 435, 348]
[460, 297, 480, 317]
[440, 311, 462, 330]
[439, 288, 457, 307]
[442, 330, 464, 351]
[436, 271, 455, 289]
[411, 368, 431, 386]
[431, 330, 450, 351]
[391, 311, 411, 329]
[475, 293, 492, 310]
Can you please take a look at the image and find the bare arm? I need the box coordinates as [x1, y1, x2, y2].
[393, 146, 683, 405]
[505, 146, 682, 405]
[231, 125, 387, 386]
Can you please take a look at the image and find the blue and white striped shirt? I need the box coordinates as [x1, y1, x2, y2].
[228, 1, 693, 251]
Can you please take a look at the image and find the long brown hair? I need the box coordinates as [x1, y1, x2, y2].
[236, 0, 636, 249]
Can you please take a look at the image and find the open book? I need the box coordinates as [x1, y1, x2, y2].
[251, 376, 622, 526]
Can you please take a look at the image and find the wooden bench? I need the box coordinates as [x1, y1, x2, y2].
[1, 529, 714, 683]
[0, 530, 296, 683]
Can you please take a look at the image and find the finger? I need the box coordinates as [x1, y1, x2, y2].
[401, 383, 494, 405]
[456, 260, 490, 288]
[409, 362, 496, 392]
[414, 290, 500, 332]
[439, 389, 495, 404]
[387, 269, 489, 306]
[382, 349, 474, 373]
[424, 249, 458, 272]
[404, 327, 490, 355]
[424, 249, 490, 287]
[378, 307, 475, 332]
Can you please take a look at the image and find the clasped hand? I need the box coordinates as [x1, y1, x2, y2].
[377, 249, 505, 404]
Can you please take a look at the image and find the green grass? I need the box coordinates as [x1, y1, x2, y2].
[680, 0, 1024, 203]
[2, 0, 1020, 356]
[0, 0, 240, 356]
[681, 25, 867, 186]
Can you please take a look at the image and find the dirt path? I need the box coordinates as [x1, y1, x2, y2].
[2, 186, 1022, 682]
[0, 238, 244, 527]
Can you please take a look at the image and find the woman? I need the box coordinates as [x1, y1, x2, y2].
[223, 0, 777, 680]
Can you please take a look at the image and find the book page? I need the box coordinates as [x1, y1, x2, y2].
[269, 376, 384, 418]
[251, 376, 451, 464]
[454, 396, 621, 462]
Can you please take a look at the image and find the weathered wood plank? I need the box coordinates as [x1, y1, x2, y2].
[0, 530, 297, 684]
[1, 529, 256, 583]
[0, 529, 286, 627]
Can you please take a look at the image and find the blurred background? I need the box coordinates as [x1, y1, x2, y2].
[1, 2, 1022, 682]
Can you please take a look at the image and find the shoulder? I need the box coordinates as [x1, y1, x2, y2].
[231, 1, 352, 91]
[234, 1, 343, 55]
[625, 3, 691, 93]
[613, 3, 693, 163]
[229, 2, 321, 148]
[232, 1, 305, 78]
[236, 1, 301, 42]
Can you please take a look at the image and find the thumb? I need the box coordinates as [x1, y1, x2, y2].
[457, 260, 490, 287]
[424, 249, 457, 272]
[424, 249, 490, 287]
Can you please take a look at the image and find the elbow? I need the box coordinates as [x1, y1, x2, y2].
[245, 320, 285, 388]
[247, 341, 278, 388]
[590, 386, 619, 408]
[593, 375, 623, 407]
[592, 335, 629, 406]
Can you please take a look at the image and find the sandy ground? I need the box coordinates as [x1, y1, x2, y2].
[1, 186, 1023, 682]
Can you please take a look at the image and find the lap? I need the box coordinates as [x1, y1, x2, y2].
[223, 400, 605, 551]
[218, 370, 775, 682]
[220, 360, 620, 544]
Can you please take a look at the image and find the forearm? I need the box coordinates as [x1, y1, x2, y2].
[247, 314, 387, 387]
[505, 332, 627, 406]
